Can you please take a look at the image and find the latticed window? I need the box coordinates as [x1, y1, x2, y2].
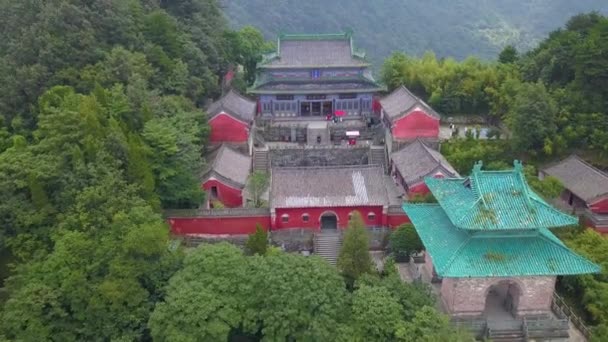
[367, 212, 376, 221]
[281, 214, 289, 223]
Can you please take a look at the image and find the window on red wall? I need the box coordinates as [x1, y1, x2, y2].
[368, 212, 376, 221]
[281, 214, 289, 223]
[348, 212, 354, 221]
[302, 213, 310, 222]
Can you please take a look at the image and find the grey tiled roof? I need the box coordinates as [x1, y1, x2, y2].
[202, 145, 251, 188]
[542, 155, 608, 202]
[270, 165, 389, 208]
[207, 89, 256, 123]
[263, 35, 368, 68]
[391, 139, 458, 186]
[380, 86, 441, 122]
[250, 80, 384, 94]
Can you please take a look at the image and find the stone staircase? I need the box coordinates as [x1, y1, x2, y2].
[488, 329, 525, 342]
[307, 122, 330, 145]
[313, 231, 342, 265]
[253, 146, 269, 171]
[487, 320, 525, 342]
[369, 145, 387, 173]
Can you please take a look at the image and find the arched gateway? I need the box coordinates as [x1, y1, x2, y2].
[320, 211, 338, 230]
[484, 280, 522, 319]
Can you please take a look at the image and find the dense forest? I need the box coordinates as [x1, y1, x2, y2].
[225, 0, 608, 63]
[0, 0, 607, 340]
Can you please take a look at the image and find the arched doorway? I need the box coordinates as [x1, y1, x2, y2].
[320, 211, 338, 230]
[484, 280, 522, 319]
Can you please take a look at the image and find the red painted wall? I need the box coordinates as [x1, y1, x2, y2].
[388, 214, 411, 228]
[590, 197, 608, 214]
[209, 112, 249, 143]
[202, 179, 243, 208]
[273, 206, 385, 230]
[169, 216, 271, 235]
[392, 110, 439, 140]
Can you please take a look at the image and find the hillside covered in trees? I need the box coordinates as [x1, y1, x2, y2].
[225, 0, 608, 63]
[0, 0, 608, 340]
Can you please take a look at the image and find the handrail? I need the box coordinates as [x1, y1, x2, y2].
[552, 292, 592, 338]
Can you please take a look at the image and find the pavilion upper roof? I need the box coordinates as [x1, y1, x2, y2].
[427, 161, 578, 230]
[259, 32, 370, 69]
[402, 204, 599, 277]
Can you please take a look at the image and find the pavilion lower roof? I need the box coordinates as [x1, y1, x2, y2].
[402, 204, 600, 278]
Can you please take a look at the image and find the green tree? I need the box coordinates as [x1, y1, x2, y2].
[507, 82, 558, 154]
[247, 170, 269, 208]
[337, 211, 373, 285]
[351, 284, 404, 341]
[396, 306, 473, 342]
[498, 45, 519, 64]
[150, 244, 351, 341]
[245, 224, 268, 255]
[390, 224, 423, 262]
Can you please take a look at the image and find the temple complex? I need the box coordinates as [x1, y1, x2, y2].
[249, 32, 384, 119]
[161, 32, 608, 339]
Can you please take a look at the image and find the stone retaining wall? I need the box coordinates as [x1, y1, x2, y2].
[270, 147, 370, 167]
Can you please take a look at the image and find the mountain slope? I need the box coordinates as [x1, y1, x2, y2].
[224, 0, 608, 63]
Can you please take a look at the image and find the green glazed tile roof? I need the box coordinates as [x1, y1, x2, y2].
[403, 204, 600, 277]
[427, 161, 578, 230]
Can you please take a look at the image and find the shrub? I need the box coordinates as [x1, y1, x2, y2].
[390, 224, 423, 262]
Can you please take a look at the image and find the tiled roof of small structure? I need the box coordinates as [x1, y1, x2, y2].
[207, 89, 256, 123]
[542, 155, 608, 203]
[270, 165, 388, 208]
[202, 145, 251, 188]
[402, 204, 600, 277]
[380, 86, 441, 122]
[427, 161, 578, 230]
[391, 139, 458, 186]
[260, 33, 369, 68]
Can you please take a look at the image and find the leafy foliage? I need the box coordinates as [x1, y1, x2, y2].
[245, 224, 268, 256]
[390, 224, 424, 262]
[246, 171, 269, 208]
[337, 211, 373, 286]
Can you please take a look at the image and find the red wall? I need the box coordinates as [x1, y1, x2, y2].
[273, 206, 385, 230]
[169, 216, 271, 235]
[388, 214, 411, 228]
[209, 112, 249, 143]
[202, 179, 243, 208]
[590, 197, 608, 214]
[392, 110, 439, 140]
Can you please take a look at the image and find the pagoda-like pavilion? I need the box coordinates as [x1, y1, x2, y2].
[403, 161, 599, 319]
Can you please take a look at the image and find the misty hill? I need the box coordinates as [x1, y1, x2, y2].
[224, 0, 608, 63]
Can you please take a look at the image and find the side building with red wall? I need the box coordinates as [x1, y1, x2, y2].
[207, 89, 256, 145]
[390, 139, 458, 197]
[380, 86, 440, 142]
[201, 145, 251, 208]
[541, 155, 608, 232]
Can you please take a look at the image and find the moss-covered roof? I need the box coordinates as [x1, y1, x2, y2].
[427, 161, 578, 230]
[402, 204, 600, 277]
